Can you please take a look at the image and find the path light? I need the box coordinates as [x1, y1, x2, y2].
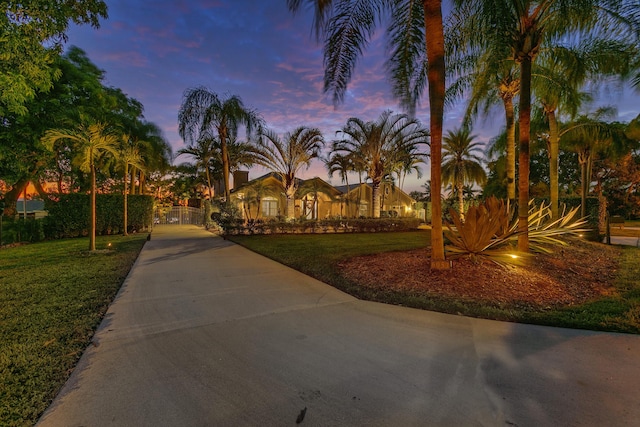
[107, 242, 112, 249]
[509, 254, 519, 260]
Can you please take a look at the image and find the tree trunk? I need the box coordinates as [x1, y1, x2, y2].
[90, 165, 97, 251]
[123, 163, 129, 236]
[372, 180, 381, 218]
[546, 106, 560, 219]
[504, 96, 516, 201]
[2, 177, 29, 217]
[597, 183, 607, 233]
[457, 181, 464, 222]
[285, 185, 296, 220]
[517, 57, 532, 252]
[424, 0, 449, 269]
[220, 128, 231, 203]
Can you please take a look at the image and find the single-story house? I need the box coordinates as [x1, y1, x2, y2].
[15, 200, 48, 219]
[230, 172, 417, 221]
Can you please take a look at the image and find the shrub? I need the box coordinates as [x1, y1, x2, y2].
[445, 197, 589, 266]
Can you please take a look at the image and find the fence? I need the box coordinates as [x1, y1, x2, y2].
[154, 206, 205, 226]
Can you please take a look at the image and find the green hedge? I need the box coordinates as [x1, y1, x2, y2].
[224, 217, 422, 235]
[0, 217, 45, 245]
[43, 194, 154, 239]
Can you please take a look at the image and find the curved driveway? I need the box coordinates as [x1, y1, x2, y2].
[39, 225, 640, 426]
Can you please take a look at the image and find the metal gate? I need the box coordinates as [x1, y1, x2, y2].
[153, 206, 205, 225]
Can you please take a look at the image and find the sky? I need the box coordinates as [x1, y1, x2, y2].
[65, 0, 640, 194]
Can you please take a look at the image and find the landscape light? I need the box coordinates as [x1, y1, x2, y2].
[509, 254, 518, 259]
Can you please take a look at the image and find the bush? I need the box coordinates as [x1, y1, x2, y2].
[0, 217, 45, 245]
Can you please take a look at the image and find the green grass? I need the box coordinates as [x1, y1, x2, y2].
[0, 234, 147, 426]
[230, 231, 430, 297]
[230, 232, 640, 334]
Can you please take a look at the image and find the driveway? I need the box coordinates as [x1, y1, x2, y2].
[39, 225, 640, 426]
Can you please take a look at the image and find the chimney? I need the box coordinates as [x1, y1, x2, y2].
[233, 170, 249, 189]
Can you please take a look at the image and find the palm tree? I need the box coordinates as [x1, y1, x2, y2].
[562, 109, 634, 223]
[333, 111, 429, 218]
[534, 38, 636, 218]
[118, 135, 145, 236]
[288, 0, 450, 269]
[131, 121, 172, 195]
[176, 137, 217, 200]
[326, 152, 355, 216]
[442, 128, 487, 221]
[42, 122, 119, 251]
[178, 87, 261, 202]
[455, 0, 639, 252]
[252, 126, 325, 220]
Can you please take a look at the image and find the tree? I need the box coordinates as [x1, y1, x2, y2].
[333, 111, 429, 218]
[252, 126, 325, 219]
[1, 1, 108, 116]
[129, 121, 172, 195]
[563, 111, 639, 227]
[535, 38, 636, 218]
[442, 128, 487, 221]
[178, 88, 261, 202]
[455, 0, 639, 252]
[326, 152, 355, 216]
[118, 136, 145, 236]
[42, 122, 118, 251]
[176, 137, 217, 200]
[288, 0, 450, 269]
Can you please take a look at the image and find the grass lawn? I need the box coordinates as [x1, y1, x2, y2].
[0, 234, 147, 426]
[230, 231, 640, 334]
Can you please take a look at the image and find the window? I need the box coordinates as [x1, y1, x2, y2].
[261, 197, 278, 217]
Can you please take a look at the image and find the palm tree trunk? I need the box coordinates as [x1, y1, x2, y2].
[372, 180, 381, 218]
[517, 57, 532, 252]
[457, 181, 464, 222]
[285, 186, 296, 220]
[546, 107, 560, 219]
[123, 163, 129, 236]
[579, 152, 588, 218]
[504, 96, 516, 201]
[424, 0, 448, 269]
[220, 129, 231, 203]
[90, 165, 97, 251]
[205, 166, 213, 200]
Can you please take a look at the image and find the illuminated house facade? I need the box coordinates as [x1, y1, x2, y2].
[230, 172, 417, 221]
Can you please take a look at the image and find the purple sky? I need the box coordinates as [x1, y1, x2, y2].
[66, 0, 639, 193]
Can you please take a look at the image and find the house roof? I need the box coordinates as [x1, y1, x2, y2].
[232, 173, 415, 202]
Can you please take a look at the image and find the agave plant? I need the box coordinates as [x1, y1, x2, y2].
[445, 197, 589, 266]
[445, 197, 522, 265]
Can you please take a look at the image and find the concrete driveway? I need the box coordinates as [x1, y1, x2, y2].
[38, 225, 640, 426]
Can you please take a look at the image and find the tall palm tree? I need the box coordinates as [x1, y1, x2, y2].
[535, 38, 636, 218]
[178, 87, 261, 202]
[333, 111, 429, 218]
[176, 137, 217, 200]
[442, 127, 487, 221]
[252, 126, 325, 220]
[456, 0, 639, 252]
[118, 135, 145, 236]
[288, 0, 450, 269]
[42, 122, 119, 251]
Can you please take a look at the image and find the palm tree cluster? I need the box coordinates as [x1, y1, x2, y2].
[286, 0, 639, 266]
[332, 111, 429, 218]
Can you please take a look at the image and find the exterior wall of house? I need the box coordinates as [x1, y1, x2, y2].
[232, 176, 417, 221]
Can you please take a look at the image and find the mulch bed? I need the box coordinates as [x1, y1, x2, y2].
[337, 239, 620, 309]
